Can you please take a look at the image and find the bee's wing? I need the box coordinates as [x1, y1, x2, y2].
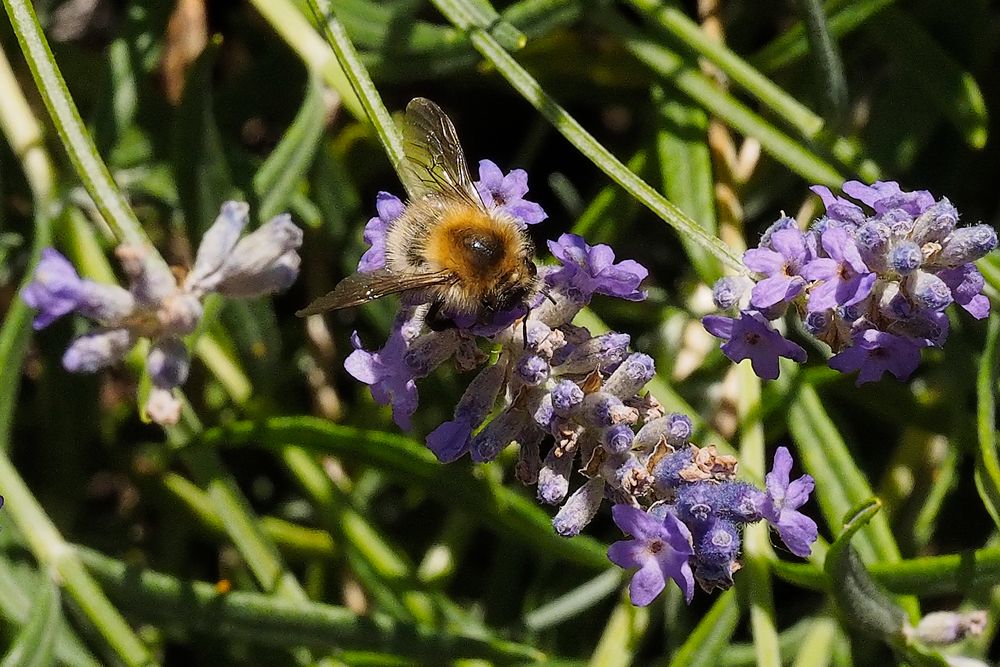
[398, 98, 485, 208]
[295, 269, 454, 316]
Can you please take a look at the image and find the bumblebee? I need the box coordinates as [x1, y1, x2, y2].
[297, 98, 539, 327]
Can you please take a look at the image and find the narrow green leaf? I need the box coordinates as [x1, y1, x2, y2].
[429, 0, 749, 273]
[824, 498, 907, 640]
[1, 577, 60, 667]
[788, 385, 900, 563]
[524, 570, 624, 631]
[793, 0, 848, 123]
[253, 74, 327, 222]
[974, 314, 1000, 529]
[652, 88, 722, 285]
[589, 596, 649, 667]
[79, 546, 545, 662]
[606, 11, 847, 187]
[203, 418, 611, 569]
[667, 589, 740, 667]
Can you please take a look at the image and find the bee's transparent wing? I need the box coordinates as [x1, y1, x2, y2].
[398, 98, 484, 207]
[295, 269, 454, 316]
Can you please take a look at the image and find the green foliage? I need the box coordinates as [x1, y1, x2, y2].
[0, 0, 996, 664]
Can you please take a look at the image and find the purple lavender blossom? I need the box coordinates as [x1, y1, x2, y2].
[474, 159, 547, 227]
[344, 318, 420, 430]
[22, 249, 135, 329]
[358, 192, 404, 273]
[758, 447, 818, 558]
[704, 181, 994, 384]
[743, 227, 808, 308]
[810, 185, 865, 225]
[702, 311, 807, 380]
[828, 329, 924, 385]
[800, 226, 876, 312]
[546, 234, 648, 302]
[24, 202, 301, 426]
[939, 264, 990, 319]
[608, 505, 695, 605]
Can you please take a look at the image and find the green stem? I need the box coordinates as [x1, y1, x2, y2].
[429, 0, 747, 274]
[793, 0, 848, 123]
[0, 40, 153, 667]
[3, 0, 145, 246]
[737, 364, 780, 667]
[304, 0, 405, 170]
[0, 455, 154, 666]
[78, 547, 544, 662]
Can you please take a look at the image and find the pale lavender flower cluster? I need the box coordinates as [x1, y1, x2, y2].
[704, 181, 997, 384]
[345, 164, 817, 606]
[22, 202, 302, 424]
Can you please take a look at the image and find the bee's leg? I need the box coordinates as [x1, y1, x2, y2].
[426, 299, 456, 332]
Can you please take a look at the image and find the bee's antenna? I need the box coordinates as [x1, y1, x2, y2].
[521, 312, 529, 349]
[540, 286, 557, 306]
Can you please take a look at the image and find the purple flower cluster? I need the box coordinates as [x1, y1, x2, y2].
[704, 181, 997, 384]
[345, 169, 817, 605]
[23, 202, 302, 424]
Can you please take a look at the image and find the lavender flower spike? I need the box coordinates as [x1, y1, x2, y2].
[759, 447, 817, 557]
[608, 504, 695, 605]
[358, 192, 405, 273]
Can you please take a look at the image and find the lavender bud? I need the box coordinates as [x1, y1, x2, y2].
[882, 208, 915, 236]
[716, 481, 763, 523]
[532, 392, 554, 427]
[908, 610, 987, 646]
[558, 333, 631, 374]
[694, 518, 742, 566]
[186, 201, 250, 293]
[552, 477, 605, 536]
[888, 240, 923, 275]
[606, 454, 650, 496]
[456, 361, 507, 424]
[62, 328, 134, 373]
[760, 215, 797, 246]
[602, 424, 635, 454]
[602, 353, 655, 398]
[537, 447, 575, 505]
[908, 271, 954, 312]
[470, 409, 527, 462]
[158, 293, 203, 336]
[551, 380, 584, 415]
[581, 392, 638, 427]
[712, 276, 751, 310]
[910, 198, 958, 245]
[146, 386, 181, 426]
[213, 214, 304, 297]
[937, 224, 998, 266]
[516, 354, 550, 386]
[676, 482, 720, 524]
[854, 220, 891, 272]
[147, 337, 190, 388]
[116, 245, 177, 305]
[635, 413, 693, 450]
[804, 310, 831, 336]
[77, 282, 135, 324]
[652, 447, 694, 492]
[404, 331, 459, 376]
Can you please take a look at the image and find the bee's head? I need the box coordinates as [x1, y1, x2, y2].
[482, 259, 539, 314]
